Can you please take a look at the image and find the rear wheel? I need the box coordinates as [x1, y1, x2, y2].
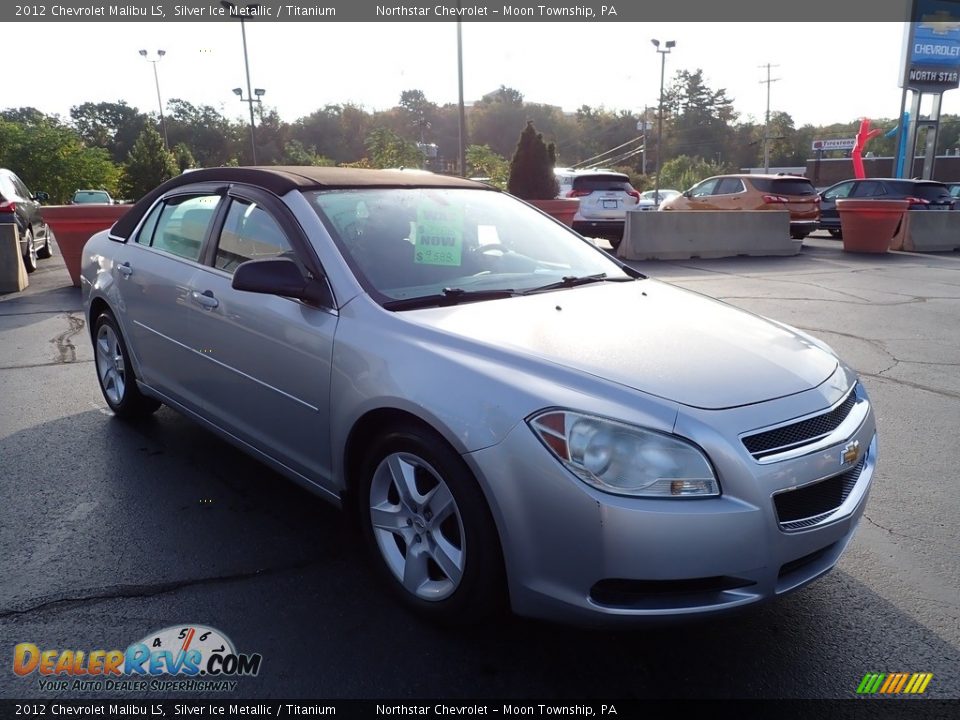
[790, 231, 807, 241]
[22, 228, 37, 273]
[828, 229, 842, 239]
[93, 311, 161, 419]
[357, 425, 506, 624]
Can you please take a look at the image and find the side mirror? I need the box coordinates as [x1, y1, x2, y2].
[682, 190, 691, 198]
[232, 257, 330, 306]
[34, 191, 49, 202]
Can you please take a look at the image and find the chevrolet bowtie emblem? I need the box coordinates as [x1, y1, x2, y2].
[842, 440, 861, 465]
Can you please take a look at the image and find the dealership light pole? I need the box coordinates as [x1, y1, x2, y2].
[222, 0, 262, 165]
[139, 49, 168, 150]
[456, 15, 467, 176]
[651, 39, 675, 205]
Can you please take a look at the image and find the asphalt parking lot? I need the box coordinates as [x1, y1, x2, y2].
[1, 232, 958, 700]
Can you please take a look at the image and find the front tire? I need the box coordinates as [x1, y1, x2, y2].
[93, 311, 161, 419]
[357, 425, 506, 624]
[22, 228, 38, 273]
[828, 229, 842, 239]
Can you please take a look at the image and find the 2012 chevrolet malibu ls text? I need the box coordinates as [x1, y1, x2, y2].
[80, 167, 877, 625]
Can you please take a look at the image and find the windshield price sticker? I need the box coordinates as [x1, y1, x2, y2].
[414, 204, 463, 267]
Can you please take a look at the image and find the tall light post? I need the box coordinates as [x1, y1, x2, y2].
[651, 39, 675, 205]
[456, 17, 466, 177]
[222, 0, 262, 165]
[139, 49, 168, 150]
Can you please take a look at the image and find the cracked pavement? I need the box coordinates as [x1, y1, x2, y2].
[0, 234, 957, 699]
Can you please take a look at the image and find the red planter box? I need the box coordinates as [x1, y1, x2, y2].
[529, 198, 580, 227]
[40, 205, 132, 287]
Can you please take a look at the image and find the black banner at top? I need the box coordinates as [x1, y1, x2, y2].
[1, 0, 918, 23]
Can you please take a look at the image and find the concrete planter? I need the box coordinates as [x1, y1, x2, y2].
[835, 199, 909, 254]
[528, 198, 579, 227]
[39, 204, 132, 287]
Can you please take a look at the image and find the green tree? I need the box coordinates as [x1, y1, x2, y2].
[120, 126, 178, 200]
[69, 101, 150, 163]
[658, 154, 725, 191]
[664, 69, 736, 165]
[0, 118, 120, 202]
[507, 121, 559, 199]
[466, 144, 509, 187]
[364, 127, 424, 168]
[281, 140, 335, 166]
[172, 142, 197, 172]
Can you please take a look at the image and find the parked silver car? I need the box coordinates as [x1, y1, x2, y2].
[81, 167, 877, 625]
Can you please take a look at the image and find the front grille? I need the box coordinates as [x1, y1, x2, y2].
[743, 389, 857, 460]
[774, 454, 867, 531]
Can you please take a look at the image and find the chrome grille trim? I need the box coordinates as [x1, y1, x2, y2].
[742, 385, 863, 464]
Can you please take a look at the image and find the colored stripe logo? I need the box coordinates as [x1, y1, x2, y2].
[857, 673, 933, 694]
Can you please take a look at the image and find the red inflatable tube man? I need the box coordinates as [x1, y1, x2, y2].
[852, 118, 883, 179]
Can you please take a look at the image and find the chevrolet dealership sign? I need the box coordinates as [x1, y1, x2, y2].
[901, 0, 960, 90]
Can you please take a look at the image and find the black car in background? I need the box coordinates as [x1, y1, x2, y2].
[819, 178, 954, 238]
[0, 168, 51, 272]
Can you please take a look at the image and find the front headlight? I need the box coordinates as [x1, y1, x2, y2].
[528, 410, 719, 498]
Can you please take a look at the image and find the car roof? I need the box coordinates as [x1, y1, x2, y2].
[112, 166, 493, 240]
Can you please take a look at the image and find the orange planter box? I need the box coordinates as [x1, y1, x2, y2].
[40, 205, 132, 287]
[835, 198, 909, 254]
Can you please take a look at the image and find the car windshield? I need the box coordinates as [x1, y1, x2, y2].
[308, 187, 632, 304]
[73, 191, 110, 203]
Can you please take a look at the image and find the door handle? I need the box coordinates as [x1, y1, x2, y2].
[190, 290, 220, 310]
[117, 262, 132, 278]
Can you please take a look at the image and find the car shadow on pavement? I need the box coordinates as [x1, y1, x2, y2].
[1, 408, 958, 700]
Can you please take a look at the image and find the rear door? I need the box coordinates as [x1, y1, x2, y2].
[117, 190, 224, 411]
[711, 177, 747, 209]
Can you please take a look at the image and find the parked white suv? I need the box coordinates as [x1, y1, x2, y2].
[568, 171, 640, 245]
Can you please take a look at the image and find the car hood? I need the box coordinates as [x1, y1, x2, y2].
[400, 279, 838, 410]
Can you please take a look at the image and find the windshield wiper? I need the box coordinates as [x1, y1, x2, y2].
[521, 273, 631, 295]
[382, 287, 517, 311]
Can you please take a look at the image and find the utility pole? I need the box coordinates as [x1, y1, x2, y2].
[759, 63, 780, 173]
[642, 105, 647, 175]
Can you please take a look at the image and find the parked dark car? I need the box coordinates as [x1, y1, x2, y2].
[0, 168, 51, 272]
[819, 178, 954, 238]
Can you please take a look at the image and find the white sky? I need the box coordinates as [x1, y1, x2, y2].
[6, 22, 934, 132]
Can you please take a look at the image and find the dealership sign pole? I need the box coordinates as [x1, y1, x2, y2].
[896, 0, 960, 179]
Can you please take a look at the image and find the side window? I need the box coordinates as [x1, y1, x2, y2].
[134, 202, 163, 246]
[214, 199, 293, 273]
[12, 175, 32, 199]
[690, 179, 719, 197]
[150, 195, 221, 262]
[852, 181, 883, 198]
[715, 178, 745, 195]
[823, 182, 854, 201]
[0, 173, 18, 201]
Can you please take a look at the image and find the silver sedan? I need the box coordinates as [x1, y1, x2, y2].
[81, 167, 877, 625]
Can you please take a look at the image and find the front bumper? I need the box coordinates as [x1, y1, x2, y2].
[465, 379, 877, 625]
